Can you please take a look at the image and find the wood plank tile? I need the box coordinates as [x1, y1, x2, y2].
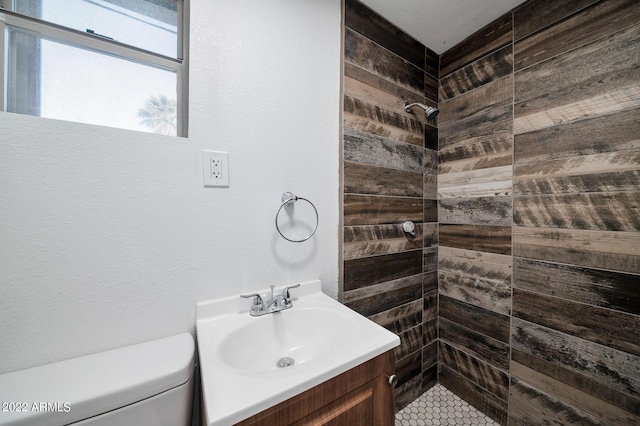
[511, 318, 640, 399]
[511, 364, 640, 425]
[439, 141, 513, 175]
[514, 23, 640, 104]
[425, 73, 438, 103]
[395, 349, 422, 389]
[439, 270, 512, 317]
[343, 273, 422, 304]
[439, 196, 512, 226]
[514, 108, 640, 165]
[439, 296, 510, 343]
[439, 246, 513, 284]
[395, 374, 423, 413]
[514, 0, 640, 71]
[425, 48, 439, 80]
[423, 341, 437, 370]
[514, 192, 640, 232]
[423, 270, 438, 294]
[423, 318, 437, 346]
[440, 318, 510, 371]
[513, 226, 640, 274]
[513, 0, 598, 41]
[439, 104, 513, 151]
[515, 149, 640, 179]
[344, 251, 422, 292]
[344, 161, 423, 197]
[514, 149, 640, 195]
[424, 149, 438, 175]
[513, 288, 640, 356]
[345, 0, 425, 69]
[422, 199, 437, 224]
[424, 125, 438, 151]
[440, 13, 512, 77]
[343, 194, 423, 226]
[344, 66, 431, 141]
[423, 173, 437, 199]
[344, 97, 424, 146]
[344, 28, 424, 95]
[509, 378, 604, 426]
[439, 75, 513, 126]
[344, 112, 422, 147]
[515, 63, 640, 123]
[512, 349, 640, 418]
[422, 364, 438, 394]
[439, 341, 510, 400]
[439, 366, 508, 424]
[344, 64, 425, 114]
[423, 247, 437, 274]
[345, 282, 422, 318]
[515, 170, 640, 196]
[367, 298, 422, 335]
[422, 223, 438, 248]
[440, 224, 512, 255]
[439, 146, 513, 175]
[440, 45, 513, 101]
[343, 223, 424, 260]
[513, 258, 640, 316]
[514, 84, 640, 135]
[396, 324, 423, 361]
[423, 290, 437, 322]
[439, 165, 512, 198]
[344, 127, 424, 172]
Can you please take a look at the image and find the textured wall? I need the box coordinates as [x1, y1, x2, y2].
[0, 0, 341, 374]
[438, 0, 640, 424]
[342, 0, 439, 411]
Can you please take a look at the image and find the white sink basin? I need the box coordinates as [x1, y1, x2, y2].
[196, 280, 400, 426]
[217, 306, 355, 374]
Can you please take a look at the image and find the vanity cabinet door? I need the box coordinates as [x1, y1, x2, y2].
[235, 350, 395, 426]
[291, 385, 374, 425]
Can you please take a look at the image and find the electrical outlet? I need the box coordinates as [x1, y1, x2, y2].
[202, 150, 229, 187]
[211, 158, 222, 179]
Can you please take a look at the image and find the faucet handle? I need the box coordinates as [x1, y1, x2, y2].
[240, 293, 264, 308]
[281, 283, 301, 301]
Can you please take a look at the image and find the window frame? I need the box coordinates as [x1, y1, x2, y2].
[0, 0, 189, 136]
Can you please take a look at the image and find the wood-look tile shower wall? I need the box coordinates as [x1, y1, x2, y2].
[342, 0, 439, 410]
[438, 0, 640, 424]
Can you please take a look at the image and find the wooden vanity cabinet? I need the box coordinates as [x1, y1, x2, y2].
[235, 350, 396, 426]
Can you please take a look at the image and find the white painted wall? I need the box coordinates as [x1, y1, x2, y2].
[0, 0, 342, 374]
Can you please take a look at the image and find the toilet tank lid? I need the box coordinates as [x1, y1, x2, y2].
[0, 333, 195, 426]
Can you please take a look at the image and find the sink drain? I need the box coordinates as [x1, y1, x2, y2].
[276, 357, 295, 368]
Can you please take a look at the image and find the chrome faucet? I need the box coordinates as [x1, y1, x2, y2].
[240, 284, 300, 316]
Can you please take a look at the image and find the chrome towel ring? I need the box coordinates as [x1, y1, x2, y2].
[276, 192, 319, 243]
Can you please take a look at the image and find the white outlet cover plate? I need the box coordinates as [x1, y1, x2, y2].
[202, 150, 229, 187]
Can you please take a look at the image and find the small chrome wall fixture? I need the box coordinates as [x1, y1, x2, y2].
[275, 192, 319, 243]
[404, 102, 439, 120]
[402, 221, 416, 238]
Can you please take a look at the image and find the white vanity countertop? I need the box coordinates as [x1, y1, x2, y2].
[196, 279, 400, 426]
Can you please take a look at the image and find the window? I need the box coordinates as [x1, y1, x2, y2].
[0, 0, 188, 136]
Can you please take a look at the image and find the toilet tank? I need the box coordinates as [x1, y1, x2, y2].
[0, 333, 195, 426]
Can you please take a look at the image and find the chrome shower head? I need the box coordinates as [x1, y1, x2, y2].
[404, 102, 439, 120]
[424, 106, 440, 120]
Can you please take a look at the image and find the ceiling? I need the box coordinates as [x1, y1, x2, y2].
[358, 0, 528, 55]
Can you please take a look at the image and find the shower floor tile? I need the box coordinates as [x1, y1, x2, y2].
[395, 384, 499, 426]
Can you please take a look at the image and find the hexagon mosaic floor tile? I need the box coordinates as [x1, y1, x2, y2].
[395, 384, 499, 426]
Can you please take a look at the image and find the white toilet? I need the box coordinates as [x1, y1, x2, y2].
[0, 333, 195, 426]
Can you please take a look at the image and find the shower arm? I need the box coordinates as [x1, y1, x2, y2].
[404, 102, 428, 112]
[404, 101, 440, 120]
